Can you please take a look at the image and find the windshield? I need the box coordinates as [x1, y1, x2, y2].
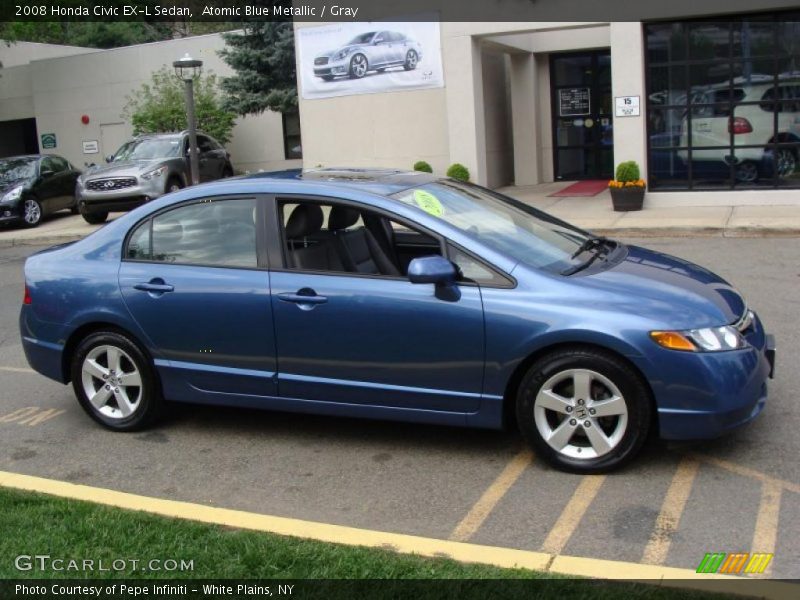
[0, 157, 37, 183]
[347, 32, 376, 45]
[390, 181, 591, 273]
[113, 138, 182, 162]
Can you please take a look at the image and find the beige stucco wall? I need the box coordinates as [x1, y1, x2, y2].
[1, 35, 298, 173]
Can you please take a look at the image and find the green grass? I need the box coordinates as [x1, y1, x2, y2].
[0, 488, 731, 599]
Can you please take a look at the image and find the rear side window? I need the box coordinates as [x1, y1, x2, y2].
[760, 85, 800, 113]
[125, 198, 258, 268]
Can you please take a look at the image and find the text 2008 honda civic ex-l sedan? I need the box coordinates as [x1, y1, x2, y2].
[19, 169, 776, 473]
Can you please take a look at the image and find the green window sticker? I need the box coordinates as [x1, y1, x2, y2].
[413, 190, 444, 217]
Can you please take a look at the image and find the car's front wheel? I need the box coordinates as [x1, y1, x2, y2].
[21, 198, 43, 228]
[80, 209, 108, 224]
[71, 331, 161, 431]
[776, 147, 798, 178]
[349, 54, 368, 79]
[516, 347, 652, 473]
[404, 50, 419, 71]
[165, 176, 183, 194]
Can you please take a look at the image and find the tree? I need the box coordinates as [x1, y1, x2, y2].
[218, 22, 298, 115]
[122, 67, 237, 144]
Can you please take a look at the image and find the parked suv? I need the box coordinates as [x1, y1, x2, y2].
[679, 78, 800, 183]
[76, 131, 233, 224]
[313, 31, 423, 80]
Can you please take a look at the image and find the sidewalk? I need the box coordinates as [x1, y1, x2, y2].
[2, 185, 800, 248]
[500, 182, 800, 237]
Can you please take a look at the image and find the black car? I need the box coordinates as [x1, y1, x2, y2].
[0, 155, 81, 228]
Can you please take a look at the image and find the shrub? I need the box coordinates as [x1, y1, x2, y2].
[413, 160, 433, 173]
[615, 161, 641, 183]
[446, 163, 470, 182]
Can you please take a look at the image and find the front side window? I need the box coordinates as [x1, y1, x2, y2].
[390, 181, 589, 273]
[125, 198, 257, 268]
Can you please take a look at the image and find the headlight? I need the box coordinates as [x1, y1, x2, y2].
[334, 48, 352, 61]
[141, 166, 168, 180]
[2, 186, 23, 202]
[650, 326, 746, 352]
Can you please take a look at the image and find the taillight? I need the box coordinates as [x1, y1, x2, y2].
[23, 284, 32, 305]
[729, 117, 753, 135]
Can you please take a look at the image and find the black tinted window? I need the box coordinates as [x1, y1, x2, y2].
[127, 199, 257, 268]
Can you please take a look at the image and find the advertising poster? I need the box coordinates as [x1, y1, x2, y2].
[297, 21, 444, 100]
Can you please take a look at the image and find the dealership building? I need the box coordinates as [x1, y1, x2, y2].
[2, 1, 800, 208]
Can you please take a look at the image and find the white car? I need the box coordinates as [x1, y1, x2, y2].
[679, 78, 800, 182]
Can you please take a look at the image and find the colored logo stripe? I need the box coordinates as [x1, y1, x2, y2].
[696, 552, 774, 574]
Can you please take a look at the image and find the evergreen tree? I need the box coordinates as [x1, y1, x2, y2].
[218, 21, 297, 116]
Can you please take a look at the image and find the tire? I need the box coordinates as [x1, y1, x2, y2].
[81, 210, 108, 225]
[348, 53, 368, 79]
[222, 167, 234, 178]
[776, 147, 798, 178]
[71, 331, 161, 431]
[165, 176, 183, 194]
[734, 160, 759, 183]
[21, 198, 43, 228]
[403, 50, 419, 71]
[515, 347, 652, 473]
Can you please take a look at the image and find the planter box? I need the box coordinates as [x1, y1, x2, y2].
[610, 186, 645, 212]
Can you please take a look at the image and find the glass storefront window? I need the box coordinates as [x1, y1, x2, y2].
[646, 12, 800, 190]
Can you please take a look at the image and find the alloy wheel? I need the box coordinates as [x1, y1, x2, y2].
[351, 54, 367, 77]
[81, 344, 142, 420]
[406, 51, 418, 69]
[776, 148, 797, 178]
[735, 161, 759, 183]
[23, 199, 41, 225]
[533, 368, 628, 460]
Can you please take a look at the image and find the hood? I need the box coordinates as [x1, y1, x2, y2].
[319, 45, 359, 58]
[574, 245, 746, 330]
[0, 177, 29, 195]
[84, 160, 167, 180]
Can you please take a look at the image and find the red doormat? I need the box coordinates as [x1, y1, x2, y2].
[548, 180, 608, 197]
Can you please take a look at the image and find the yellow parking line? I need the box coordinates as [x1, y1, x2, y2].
[541, 475, 605, 554]
[694, 453, 800, 495]
[751, 479, 782, 578]
[642, 456, 700, 565]
[449, 449, 532, 542]
[0, 366, 35, 374]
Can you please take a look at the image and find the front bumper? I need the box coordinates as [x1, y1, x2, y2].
[77, 177, 165, 211]
[314, 58, 349, 77]
[0, 202, 22, 223]
[651, 316, 774, 441]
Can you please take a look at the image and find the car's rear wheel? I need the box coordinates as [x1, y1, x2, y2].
[735, 160, 759, 183]
[349, 54, 368, 79]
[71, 331, 161, 431]
[404, 50, 419, 71]
[81, 209, 108, 224]
[516, 347, 651, 473]
[21, 198, 43, 228]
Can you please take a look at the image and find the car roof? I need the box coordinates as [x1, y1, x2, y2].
[242, 168, 441, 195]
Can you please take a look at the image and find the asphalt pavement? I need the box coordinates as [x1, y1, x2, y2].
[0, 238, 798, 578]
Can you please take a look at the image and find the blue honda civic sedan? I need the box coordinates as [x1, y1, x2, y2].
[19, 169, 775, 472]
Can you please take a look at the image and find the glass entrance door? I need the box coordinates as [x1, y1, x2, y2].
[551, 50, 613, 180]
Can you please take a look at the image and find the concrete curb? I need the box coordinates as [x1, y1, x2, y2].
[0, 233, 85, 249]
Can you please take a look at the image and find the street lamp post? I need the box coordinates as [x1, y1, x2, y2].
[173, 53, 203, 186]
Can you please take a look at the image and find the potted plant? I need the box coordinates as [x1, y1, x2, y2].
[609, 161, 646, 211]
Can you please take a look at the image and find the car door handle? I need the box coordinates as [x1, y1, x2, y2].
[277, 290, 328, 306]
[134, 279, 174, 294]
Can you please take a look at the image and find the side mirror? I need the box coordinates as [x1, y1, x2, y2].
[408, 255, 460, 302]
[105, 155, 114, 163]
